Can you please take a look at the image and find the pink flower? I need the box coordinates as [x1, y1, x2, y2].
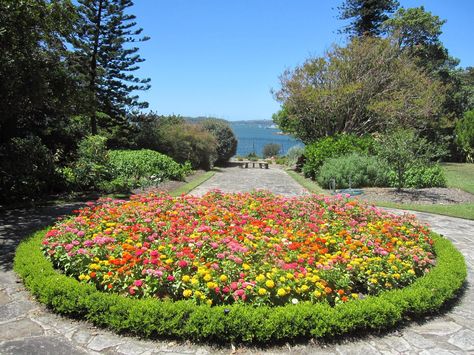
[134, 280, 143, 287]
[167, 275, 175, 281]
[178, 260, 188, 268]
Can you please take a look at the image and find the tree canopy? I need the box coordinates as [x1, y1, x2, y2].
[338, 0, 399, 37]
[273, 37, 444, 143]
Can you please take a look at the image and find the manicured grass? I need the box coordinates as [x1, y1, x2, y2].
[373, 201, 474, 220]
[442, 163, 474, 194]
[171, 170, 216, 196]
[287, 168, 474, 220]
[285, 170, 326, 194]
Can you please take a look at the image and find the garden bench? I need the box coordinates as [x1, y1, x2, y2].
[239, 161, 249, 168]
[259, 162, 269, 169]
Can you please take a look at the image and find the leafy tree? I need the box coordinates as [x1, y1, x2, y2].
[377, 129, 446, 191]
[455, 110, 474, 163]
[72, 0, 151, 134]
[273, 37, 444, 143]
[262, 143, 281, 158]
[200, 118, 238, 165]
[338, 0, 399, 37]
[0, 0, 78, 143]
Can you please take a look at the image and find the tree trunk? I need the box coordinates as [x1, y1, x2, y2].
[89, 0, 104, 135]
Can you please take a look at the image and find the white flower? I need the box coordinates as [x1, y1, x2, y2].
[292, 298, 299, 305]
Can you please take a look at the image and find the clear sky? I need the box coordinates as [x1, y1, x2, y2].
[131, 0, 474, 121]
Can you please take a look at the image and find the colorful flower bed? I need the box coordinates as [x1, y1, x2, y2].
[42, 191, 435, 307]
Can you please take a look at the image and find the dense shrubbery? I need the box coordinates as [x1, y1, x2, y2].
[389, 165, 447, 189]
[455, 110, 474, 162]
[285, 145, 305, 167]
[159, 123, 217, 170]
[108, 150, 192, 188]
[15, 223, 466, 343]
[0, 136, 58, 203]
[317, 153, 389, 189]
[200, 119, 237, 165]
[65, 136, 191, 193]
[303, 134, 375, 179]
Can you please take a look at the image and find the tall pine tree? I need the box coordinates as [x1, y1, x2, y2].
[338, 0, 399, 37]
[72, 0, 150, 134]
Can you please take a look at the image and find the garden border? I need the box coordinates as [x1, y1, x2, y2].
[14, 229, 466, 344]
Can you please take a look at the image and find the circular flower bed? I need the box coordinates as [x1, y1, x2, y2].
[42, 191, 435, 307]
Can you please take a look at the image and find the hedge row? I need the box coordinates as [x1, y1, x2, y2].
[14, 229, 466, 344]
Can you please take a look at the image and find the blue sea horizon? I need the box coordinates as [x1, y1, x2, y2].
[230, 122, 303, 157]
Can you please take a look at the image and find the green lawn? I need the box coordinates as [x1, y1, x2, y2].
[442, 163, 474, 194]
[170, 170, 216, 196]
[286, 165, 474, 220]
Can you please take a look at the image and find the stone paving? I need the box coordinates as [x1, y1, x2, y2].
[0, 165, 473, 354]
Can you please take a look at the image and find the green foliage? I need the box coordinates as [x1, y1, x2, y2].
[73, 0, 150, 134]
[377, 129, 447, 190]
[246, 152, 259, 161]
[108, 150, 191, 189]
[338, 0, 399, 37]
[0, 136, 57, 203]
[285, 145, 305, 167]
[389, 165, 447, 188]
[14, 229, 466, 344]
[71, 135, 110, 190]
[317, 153, 389, 189]
[303, 134, 375, 179]
[159, 123, 218, 170]
[455, 110, 474, 162]
[274, 37, 444, 143]
[200, 119, 238, 165]
[262, 143, 281, 158]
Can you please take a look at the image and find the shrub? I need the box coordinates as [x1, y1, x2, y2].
[317, 153, 390, 189]
[303, 134, 375, 179]
[388, 164, 447, 188]
[262, 143, 281, 158]
[159, 123, 218, 170]
[455, 110, 474, 162]
[377, 129, 447, 191]
[108, 150, 191, 190]
[0, 136, 57, 203]
[200, 119, 238, 165]
[15, 226, 466, 344]
[285, 145, 305, 167]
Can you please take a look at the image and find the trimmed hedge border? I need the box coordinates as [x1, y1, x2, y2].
[14, 229, 466, 344]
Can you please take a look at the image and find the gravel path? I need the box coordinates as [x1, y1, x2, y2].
[0, 166, 473, 354]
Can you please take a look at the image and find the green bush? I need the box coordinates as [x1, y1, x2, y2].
[388, 164, 447, 188]
[200, 119, 238, 165]
[262, 143, 282, 158]
[303, 134, 375, 179]
[71, 135, 110, 191]
[0, 136, 57, 203]
[285, 145, 305, 167]
[317, 153, 389, 189]
[159, 123, 218, 170]
[14, 228, 466, 344]
[377, 129, 447, 191]
[455, 110, 474, 162]
[108, 150, 191, 190]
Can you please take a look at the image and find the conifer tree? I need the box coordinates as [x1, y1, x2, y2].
[72, 0, 150, 134]
[338, 0, 399, 37]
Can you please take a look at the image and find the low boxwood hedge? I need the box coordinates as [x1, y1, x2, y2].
[14, 229, 466, 344]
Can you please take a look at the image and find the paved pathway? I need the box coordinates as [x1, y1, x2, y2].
[0, 166, 473, 354]
[191, 165, 309, 197]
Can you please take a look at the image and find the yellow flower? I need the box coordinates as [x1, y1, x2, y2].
[242, 263, 250, 271]
[258, 288, 267, 295]
[165, 258, 173, 265]
[219, 275, 228, 283]
[182, 275, 191, 283]
[265, 280, 275, 288]
[183, 289, 193, 298]
[313, 290, 322, 297]
[301, 285, 309, 292]
[279, 276, 286, 282]
[207, 281, 217, 289]
[277, 288, 287, 297]
[89, 263, 101, 270]
[191, 277, 199, 285]
[204, 274, 212, 282]
[206, 299, 213, 306]
[256, 274, 265, 282]
[408, 269, 416, 275]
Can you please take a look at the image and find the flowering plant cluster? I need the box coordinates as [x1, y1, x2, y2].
[42, 191, 435, 306]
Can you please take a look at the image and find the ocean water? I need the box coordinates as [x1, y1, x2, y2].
[230, 122, 303, 157]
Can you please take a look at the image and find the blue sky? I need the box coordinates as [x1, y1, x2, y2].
[132, 0, 474, 121]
